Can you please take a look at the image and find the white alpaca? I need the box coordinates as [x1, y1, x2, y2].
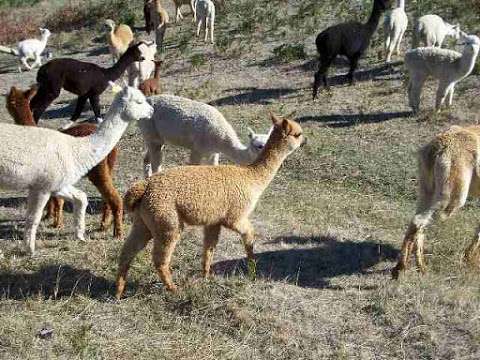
[127, 41, 157, 88]
[413, 15, 461, 48]
[0, 85, 153, 254]
[405, 34, 480, 113]
[0, 28, 51, 72]
[140, 94, 269, 177]
[384, 0, 408, 63]
[195, 0, 215, 44]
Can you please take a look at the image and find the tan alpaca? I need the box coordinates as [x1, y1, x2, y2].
[392, 124, 480, 279]
[171, 0, 196, 22]
[144, 0, 170, 49]
[115, 113, 305, 298]
[104, 19, 134, 63]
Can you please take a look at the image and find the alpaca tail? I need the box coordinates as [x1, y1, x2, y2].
[124, 180, 148, 212]
[0, 45, 18, 56]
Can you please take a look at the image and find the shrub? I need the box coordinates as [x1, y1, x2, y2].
[272, 43, 306, 63]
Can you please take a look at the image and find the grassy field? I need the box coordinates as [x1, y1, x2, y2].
[0, 0, 479, 358]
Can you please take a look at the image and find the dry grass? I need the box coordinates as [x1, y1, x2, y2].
[0, 0, 479, 359]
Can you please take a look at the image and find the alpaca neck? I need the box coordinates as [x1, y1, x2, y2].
[221, 140, 253, 165]
[366, 1, 384, 33]
[73, 98, 129, 175]
[458, 47, 479, 78]
[154, 66, 161, 80]
[396, 0, 405, 10]
[247, 133, 291, 186]
[104, 51, 135, 81]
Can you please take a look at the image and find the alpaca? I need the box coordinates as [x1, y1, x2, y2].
[144, 0, 169, 49]
[172, 0, 196, 22]
[29, 42, 148, 125]
[104, 19, 134, 63]
[0, 28, 51, 72]
[313, 0, 391, 98]
[392, 124, 480, 279]
[384, 0, 408, 63]
[195, 0, 215, 44]
[405, 34, 480, 113]
[0, 84, 153, 254]
[115, 113, 305, 298]
[127, 41, 157, 89]
[413, 15, 461, 48]
[139, 60, 163, 96]
[7, 86, 123, 236]
[140, 94, 269, 177]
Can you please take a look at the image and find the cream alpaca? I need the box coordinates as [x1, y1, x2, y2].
[0, 85, 153, 254]
[384, 0, 408, 63]
[405, 34, 480, 113]
[115, 113, 305, 298]
[140, 94, 269, 177]
[195, 0, 215, 43]
[0, 28, 51, 72]
[413, 15, 461, 48]
[392, 124, 480, 279]
[127, 41, 157, 88]
[104, 20, 134, 63]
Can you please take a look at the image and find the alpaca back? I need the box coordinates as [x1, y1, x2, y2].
[0, 124, 87, 191]
[405, 47, 462, 78]
[143, 95, 244, 153]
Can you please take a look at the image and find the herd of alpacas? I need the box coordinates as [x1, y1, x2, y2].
[0, 0, 479, 298]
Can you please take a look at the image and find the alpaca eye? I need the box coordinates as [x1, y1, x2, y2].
[293, 133, 302, 138]
[256, 144, 264, 149]
[136, 100, 143, 104]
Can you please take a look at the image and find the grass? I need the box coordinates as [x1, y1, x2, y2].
[0, 0, 479, 358]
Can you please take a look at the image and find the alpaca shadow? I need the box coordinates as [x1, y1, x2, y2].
[213, 235, 398, 289]
[42, 103, 76, 120]
[325, 62, 403, 86]
[209, 87, 301, 106]
[296, 110, 413, 128]
[0, 264, 115, 300]
[0, 220, 23, 240]
[0, 196, 105, 215]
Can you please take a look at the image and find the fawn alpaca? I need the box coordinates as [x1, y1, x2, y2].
[6, 86, 123, 237]
[116, 113, 305, 298]
[392, 124, 480, 279]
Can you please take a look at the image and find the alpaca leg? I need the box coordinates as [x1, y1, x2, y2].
[395, 28, 406, 55]
[392, 209, 436, 279]
[347, 54, 360, 86]
[88, 164, 123, 238]
[52, 197, 64, 229]
[149, 142, 165, 174]
[204, 17, 209, 42]
[24, 190, 51, 255]
[210, 15, 214, 44]
[71, 95, 88, 122]
[196, 18, 203, 37]
[152, 228, 181, 291]
[313, 56, 333, 99]
[207, 153, 219, 165]
[408, 74, 426, 113]
[20, 57, 32, 71]
[229, 218, 255, 264]
[116, 218, 152, 299]
[202, 224, 221, 277]
[435, 82, 451, 111]
[176, 6, 183, 22]
[447, 84, 455, 108]
[143, 150, 153, 178]
[88, 94, 102, 122]
[32, 53, 42, 69]
[465, 226, 480, 266]
[54, 185, 88, 241]
[190, 0, 196, 21]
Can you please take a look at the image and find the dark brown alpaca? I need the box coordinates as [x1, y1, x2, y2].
[29, 42, 147, 124]
[139, 60, 162, 96]
[6, 86, 124, 238]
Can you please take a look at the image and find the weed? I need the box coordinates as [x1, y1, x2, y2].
[190, 53, 207, 70]
[272, 43, 306, 63]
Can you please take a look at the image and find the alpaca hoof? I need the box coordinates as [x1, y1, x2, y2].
[76, 233, 86, 242]
[391, 265, 402, 280]
[95, 117, 104, 124]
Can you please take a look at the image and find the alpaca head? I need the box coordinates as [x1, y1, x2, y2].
[39, 28, 51, 39]
[104, 19, 116, 32]
[460, 34, 480, 56]
[246, 127, 269, 159]
[446, 23, 462, 40]
[5, 86, 37, 125]
[112, 84, 154, 122]
[267, 113, 305, 154]
[123, 42, 151, 62]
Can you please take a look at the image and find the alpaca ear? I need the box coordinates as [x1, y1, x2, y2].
[108, 81, 123, 94]
[269, 111, 282, 127]
[281, 119, 292, 134]
[247, 127, 255, 139]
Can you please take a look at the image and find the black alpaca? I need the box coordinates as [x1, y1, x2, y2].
[312, 0, 391, 99]
[30, 42, 147, 123]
